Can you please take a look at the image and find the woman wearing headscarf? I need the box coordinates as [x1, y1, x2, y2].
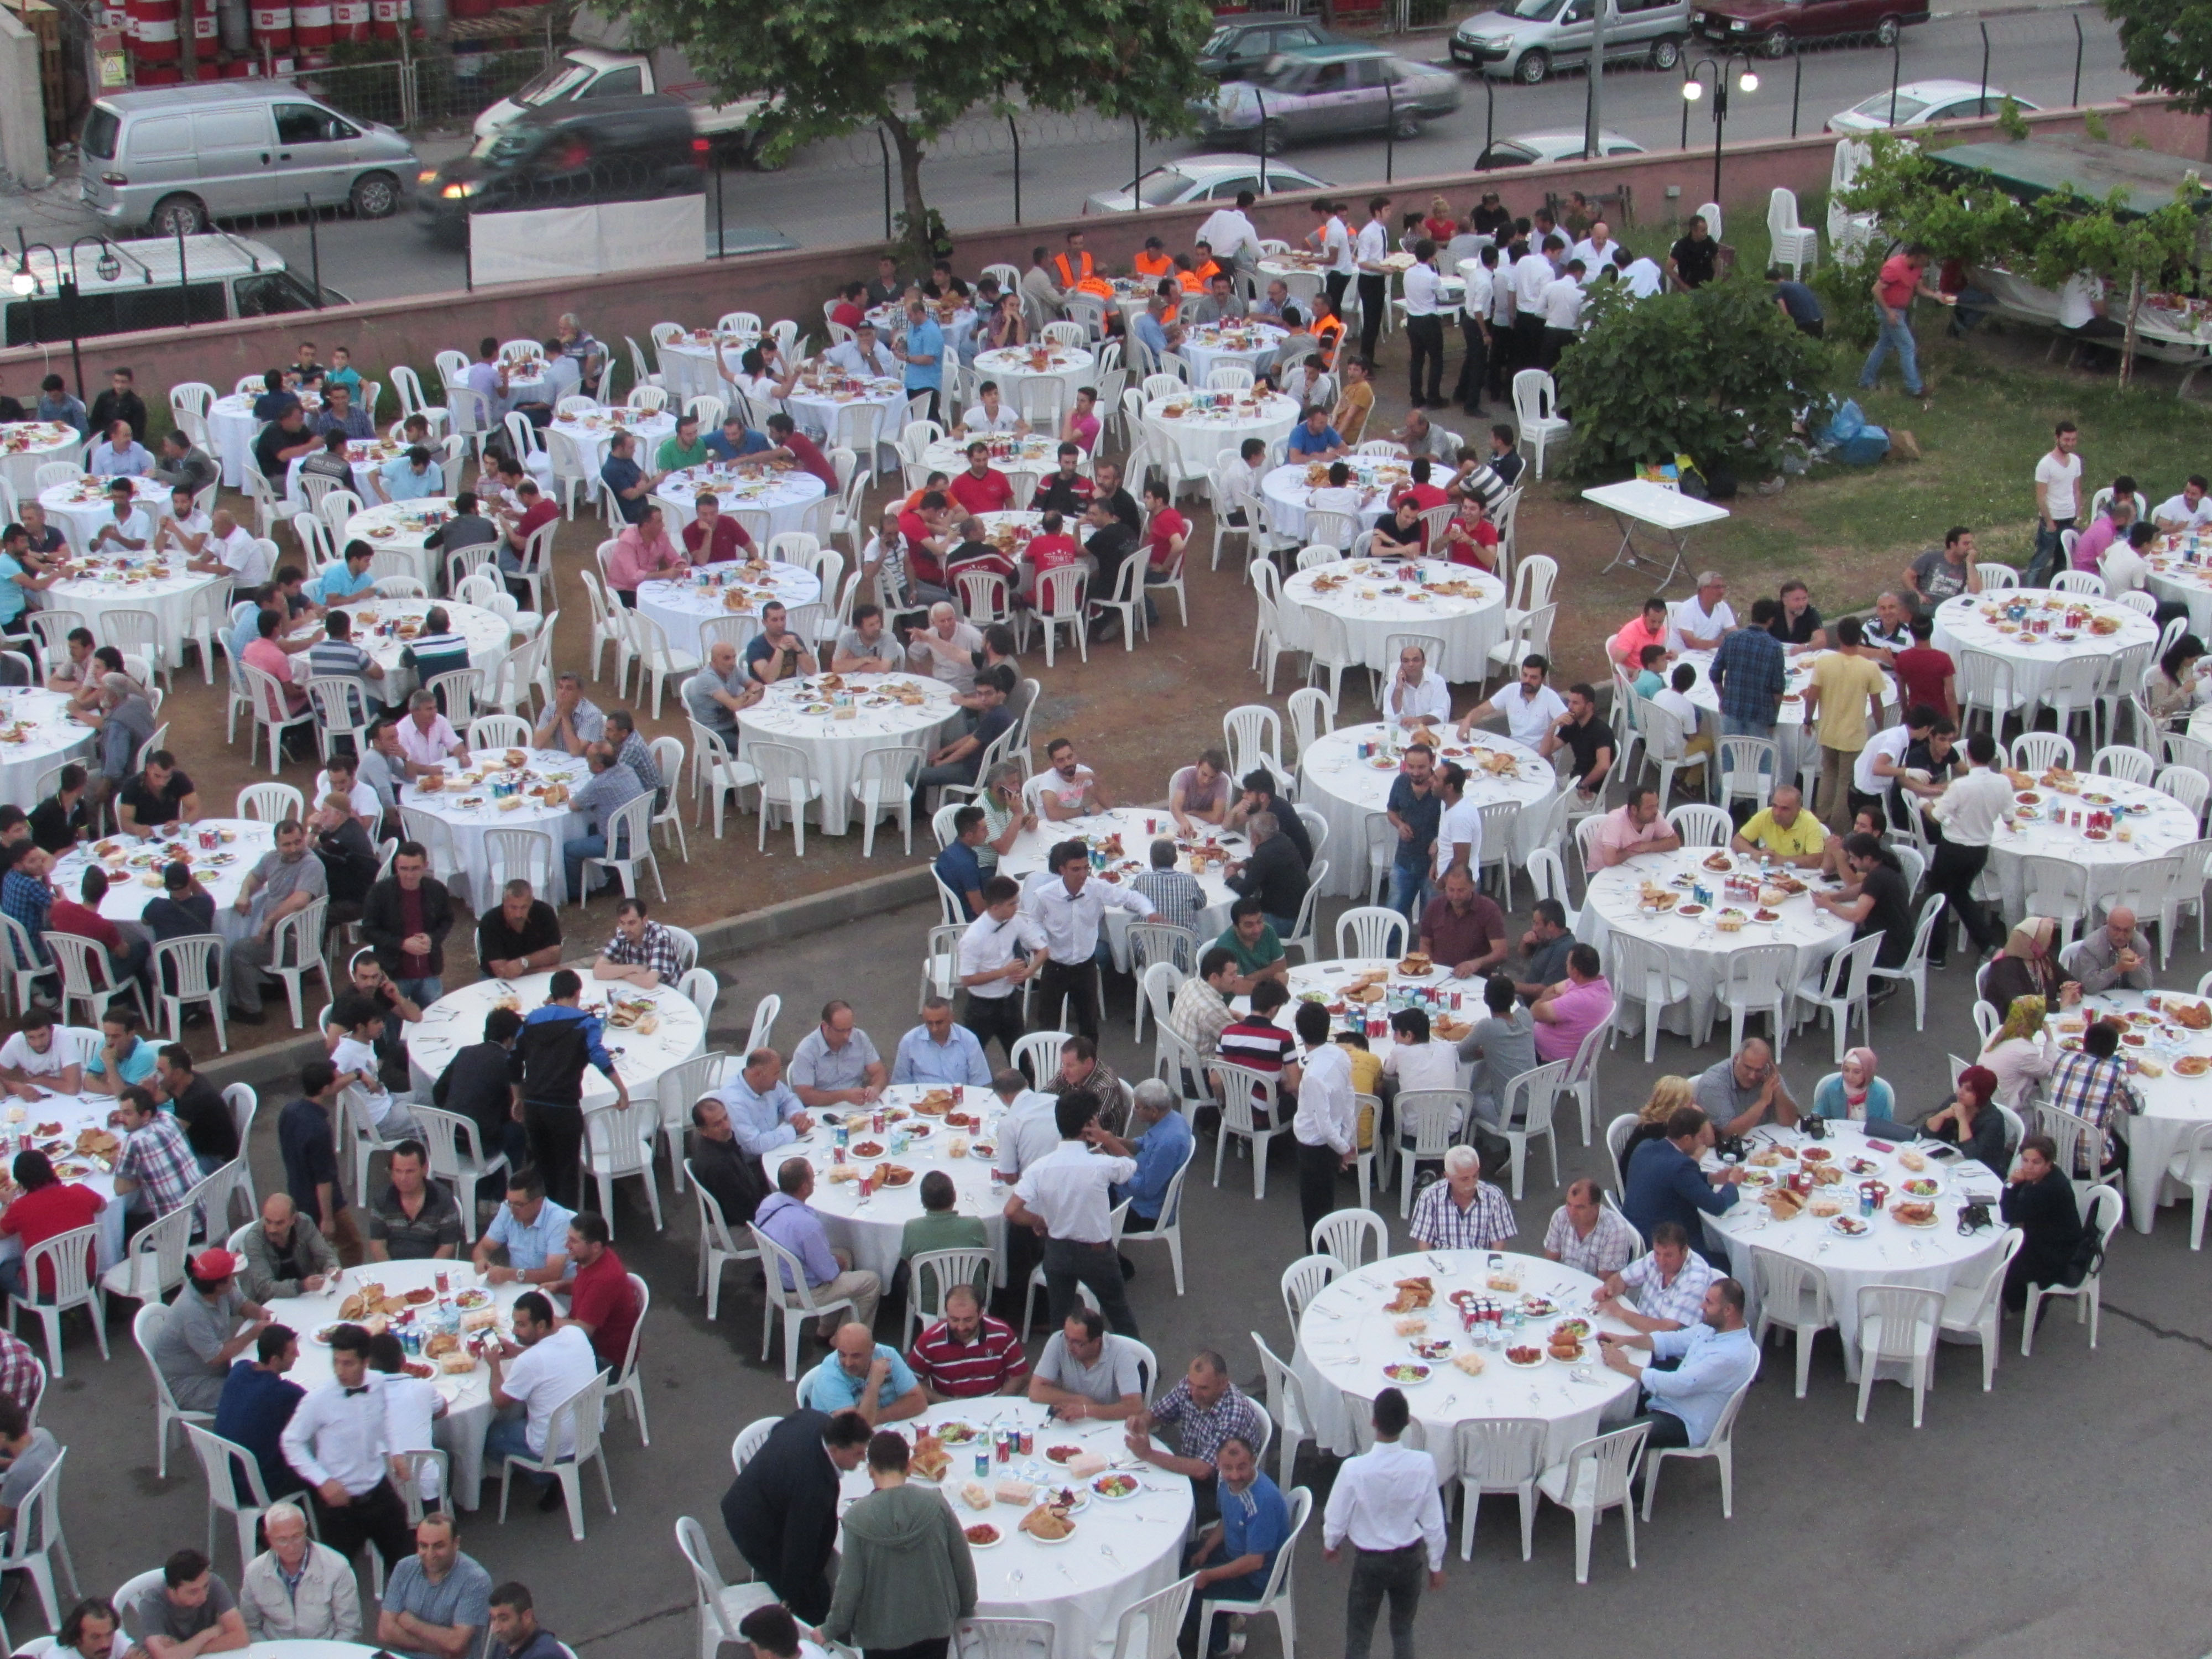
[1982, 917, 2079, 1015]
[1923, 1065, 2011, 1170]
[1812, 1047, 1895, 1123]
[1979, 994, 2058, 1108]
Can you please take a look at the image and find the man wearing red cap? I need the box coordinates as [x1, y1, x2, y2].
[153, 1248, 273, 1413]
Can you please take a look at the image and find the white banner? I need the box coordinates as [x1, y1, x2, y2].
[467, 195, 705, 286]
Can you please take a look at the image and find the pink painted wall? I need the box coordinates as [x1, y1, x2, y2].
[3, 95, 2197, 413]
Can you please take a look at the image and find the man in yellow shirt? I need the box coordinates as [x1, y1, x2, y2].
[1728, 784, 1832, 869]
[1332, 356, 1376, 446]
[1799, 616, 1891, 836]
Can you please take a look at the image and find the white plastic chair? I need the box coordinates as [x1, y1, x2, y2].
[1195, 1488, 1311, 1659]
[750, 741, 825, 855]
[1335, 905, 1409, 960]
[183, 1423, 278, 1571]
[134, 1300, 212, 1478]
[1119, 1143, 1194, 1296]
[674, 1513, 778, 1659]
[748, 1223, 857, 1379]
[1751, 1245, 1834, 1400]
[1710, 941, 1797, 1056]
[1279, 1253, 1339, 1350]
[0, 1442, 75, 1640]
[1310, 1207, 1389, 1272]
[1866, 893, 1944, 1030]
[1250, 1331, 1315, 1490]
[1105, 1574, 1196, 1659]
[1498, 1060, 1566, 1201]
[411, 1106, 508, 1244]
[1535, 1422, 1648, 1583]
[6, 1225, 105, 1375]
[1792, 932, 1881, 1065]
[2021, 1185, 2124, 1355]
[1639, 1378, 1751, 1520]
[1455, 1417, 1548, 1561]
[1854, 1284, 1945, 1427]
[581, 1099, 665, 1237]
[850, 745, 925, 857]
[1939, 1227, 2023, 1391]
[1211, 1062, 1284, 1199]
[2167, 1121, 2212, 1251]
[495, 1371, 616, 1541]
[1766, 186, 1819, 279]
[1395, 1090, 1463, 1218]
[1511, 370, 1568, 481]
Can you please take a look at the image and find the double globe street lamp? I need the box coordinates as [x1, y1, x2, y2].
[1681, 55, 1760, 212]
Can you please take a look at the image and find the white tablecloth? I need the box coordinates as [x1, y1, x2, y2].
[59, 819, 274, 933]
[2065, 989, 2212, 1234]
[2146, 533, 2212, 634]
[1700, 1123, 2006, 1376]
[404, 970, 705, 1114]
[1678, 646, 1898, 735]
[210, 390, 321, 491]
[548, 409, 675, 501]
[1296, 1249, 1641, 1476]
[998, 809, 1249, 966]
[920, 432, 1066, 488]
[836, 1401, 1193, 1659]
[1932, 592, 2158, 708]
[294, 598, 509, 707]
[783, 376, 906, 457]
[1296, 726, 1553, 899]
[651, 463, 827, 540]
[44, 555, 225, 669]
[263, 1259, 528, 1508]
[1177, 321, 1288, 385]
[1985, 773, 2199, 916]
[1579, 846, 1853, 1040]
[39, 475, 175, 559]
[783, 1082, 1009, 1286]
[657, 332, 746, 407]
[635, 564, 823, 660]
[399, 748, 592, 906]
[0, 421, 83, 504]
[1279, 558, 1505, 684]
[735, 672, 959, 836]
[1144, 393, 1298, 481]
[0, 687, 97, 809]
[341, 499, 455, 592]
[973, 346, 1095, 410]
[285, 440, 406, 510]
[1260, 457, 1410, 545]
[0, 1089, 135, 1272]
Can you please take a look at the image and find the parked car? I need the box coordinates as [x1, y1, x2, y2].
[1196, 46, 1462, 150]
[1082, 155, 1330, 215]
[1198, 14, 1352, 79]
[1476, 128, 1648, 168]
[1693, 0, 1931, 56]
[1451, 0, 1692, 85]
[1826, 79, 2039, 134]
[0, 234, 343, 347]
[77, 81, 416, 236]
[418, 95, 705, 242]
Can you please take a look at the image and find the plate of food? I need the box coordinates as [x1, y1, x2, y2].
[1901, 1177, 1941, 1198]
[1043, 1444, 1084, 1465]
[1551, 1318, 1590, 1343]
[1519, 1295, 1557, 1317]
[1829, 1215, 1869, 1237]
[1380, 1362, 1431, 1384]
[1091, 1473, 1140, 1501]
[875, 1165, 916, 1187]
[936, 1422, 978, 1446]
[1739, 1168, 1776, 1188]
[2176, 1056, 2212, 1078]
[1408, 1339, 1454, 1361]
[1677, 904, 1705, 918]
[1843, 1156, 1880, 1176]
[1800, 1146, 1834, 1163]
[849, 1141, 885, 1159]
[970, 1142, 996, 1160]
[1503, 1346, 1547, 1370]
[1890, 1200, 1940, 1228]
[452, 1288, 490, 1313]
[1019, 1506, 1077, 1545]
[963, 1522, 1003, 1549]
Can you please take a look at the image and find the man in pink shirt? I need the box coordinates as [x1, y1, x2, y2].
[241, 608, 309, 714]
[1609, 598, 1671, 670]
[607, 504, 687, 603]
[1531, 943, 1611, 1063]
[1588, 785, 1683, 870]
[2069, 492, 2132, 573]
[395, 687, 466, 768]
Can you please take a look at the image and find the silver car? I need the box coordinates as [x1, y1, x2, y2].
[1197, 46, 1462, 151]
[79, 82, 417, 235]
[1452, 0, 1693, 82]
[1082, 155, 1330, 215]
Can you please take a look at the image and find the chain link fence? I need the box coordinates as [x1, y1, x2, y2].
[282, 42, 552, 135]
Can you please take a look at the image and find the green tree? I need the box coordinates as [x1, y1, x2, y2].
[2022, 186, 2202, 384]
[623, 0, 1217, 264]
[2103, 0, 2212, 143]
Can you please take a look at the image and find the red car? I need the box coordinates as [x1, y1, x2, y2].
[1692, 0, 1929, 56]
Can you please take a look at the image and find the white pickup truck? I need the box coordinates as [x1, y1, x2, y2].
[472, 46, 775, 161]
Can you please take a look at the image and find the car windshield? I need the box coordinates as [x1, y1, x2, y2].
[1851, 91, 1932, 121]
[1254, 58, 1318, 91]
[1508, 0, 1567, 20]
[1203, 26, 1235, 54]
[81, 107, 121, 160]
[511, 62, 593, 107]
[1134, 168, 1198, 206]
[1485, 143, 1537, 166]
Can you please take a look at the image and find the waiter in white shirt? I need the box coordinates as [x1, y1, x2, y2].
[1004, 1091, 1140, 1337]
[1538, 259, 1588, 369]
[279, 1322, 415, 1572]
[1288, 999, 1355, 1244]
[1619, 249, 1665, 298]
[1194, 191, 1262, 276]
[1454, 249, 1496, 416]
[1514, 236, 1559, 374]
[1353, 196, 1395, 362]
[957, 874, 1046, 1063]
[1401, 241, 1447, 410]
[1020, 838, 1153, 1044]
[1920, 728, 2013, 964]
[1322, 1386, 1447, 1658]
[1312, 200, 1355, 318]
[1430, 762, 1481, 885]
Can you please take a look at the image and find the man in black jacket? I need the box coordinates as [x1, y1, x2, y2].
[358, 841, 454, 1005]
[1225, 769, 1311, 868]
[433, 1005, 525, 1194]
[511, 969, 627, 1208]
[87, 368, 149, 445]
[688, 1095, 770, 1229]
[310, 790, 379, 926]
[721, 1409, 874, 1623]
[1225, 814, 1311, 939]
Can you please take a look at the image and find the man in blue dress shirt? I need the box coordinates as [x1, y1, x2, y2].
[899, 299, 945, 424]
[716, 1048, 813, 1156]
[891, 998, 992, 1086]
[1599, 1274, 1759, 1453]
[1096, 1078, 1192, 1235]
[469, 1166, 575, 1286]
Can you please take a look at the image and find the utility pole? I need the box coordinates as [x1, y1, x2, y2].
[1584, 0, 1608, 159]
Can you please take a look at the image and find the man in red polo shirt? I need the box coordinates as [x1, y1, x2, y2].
[48, 865, 149, 990]
[946, 442, 1015, 517]
[680, 491, 753, 564]
[0, 1147, 106, 1302]
[764, 413, 839, 489]
[906, 1284, 1027, 1400]
[1390, 455, 1451, 514]
[560, 1211, 639, 1372]
[898, 491, 957, 594]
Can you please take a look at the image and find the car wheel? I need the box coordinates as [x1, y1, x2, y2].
[1874, 14, 1900, 43]
[1391, 107, 1422, 139]
[150, 193, 206, 236]
[349, 172, 400, 219]
[1648, 35, 1682, 69]
[1759, 28, 1790, 58]
[1516, 48, 1550, 84]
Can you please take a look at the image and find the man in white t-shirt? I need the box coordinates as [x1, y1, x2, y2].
[2033, 420, 2083, 583]
[1618, 248, 1665, 298]
[1431, 764, 1481, 885]
[1667, 572, 1736, 653]
[1458, 655, 1567, 746]
[1035, 738, 1108, 820]
[370, 1333, 450, 1504]
[313, 755, 383, 832]
[2103, 520, 2152, 596]
[152, 484, 213, 558]
[1652, 661, 1714, 773]
[485, 1291, 599, 1479]
[2154, 475, 2212, 534]
[1570, 222, 1618, 275]
[0, 1011, 82, 1097]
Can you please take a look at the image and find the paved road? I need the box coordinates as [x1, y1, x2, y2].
[0, 2, 2133, 303]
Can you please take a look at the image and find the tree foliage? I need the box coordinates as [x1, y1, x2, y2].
[623, 0, 1218, 263]
[1553, 274, 1819, 481]
[2103, 0, 2212, 116]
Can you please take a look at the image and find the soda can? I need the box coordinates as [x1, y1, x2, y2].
[873, 1109, 886, 1135]
[995, 1431, 1011, 1463]
[974, 1449, 990, 1480]
[435, 1270, 449, 1296]
[1019, 1428, 1035, 1455]
[859, 1172, 875, 1199]
[832, 1143, 845, 1166]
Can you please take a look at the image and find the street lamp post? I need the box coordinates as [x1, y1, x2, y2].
[1680, 54, 1759, 213]
[9, 235, 121, 403]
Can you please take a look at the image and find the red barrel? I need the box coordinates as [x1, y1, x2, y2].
[129, 0, 181, 61]
[192, 57, 220, 76]
[368, 0, 397, 36]
[192, 0, 217, 41]
[249, 0, 291, 48]
[331, 0, 366, 40]
[291, 0, 329, 49]
[449, 0, 489, 18]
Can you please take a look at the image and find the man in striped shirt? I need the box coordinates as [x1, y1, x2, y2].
[906, 1285, 1027, 1400]
[1214, 978, 1298, 1127]
[305, 609, 385, 726]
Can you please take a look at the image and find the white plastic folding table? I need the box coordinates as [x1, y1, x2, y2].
[1583, 478, 1733, 589]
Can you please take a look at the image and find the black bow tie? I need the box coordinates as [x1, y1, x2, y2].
[345, 1385, 372, 1397]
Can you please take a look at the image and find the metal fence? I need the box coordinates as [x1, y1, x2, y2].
[278, 42, 552, 134]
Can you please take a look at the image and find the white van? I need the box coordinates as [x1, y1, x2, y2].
[79, 81, 418, 236]
[0, 235, 348, 348]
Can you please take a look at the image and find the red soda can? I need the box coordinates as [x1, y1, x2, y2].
[873, 1109, 886, 1135]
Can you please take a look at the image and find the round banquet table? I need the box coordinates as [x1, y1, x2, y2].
[1932, 591, 2158, 708]
[735, 672, 962, 836]
[57, 818, 274, 947]
[0, 421, 84, 503]
[1699, 1121, 2008, 1377]
[1277, 557, 1506, 684]
[835, 1400, 1194, 1659]
[1255, 254, 1333, 291]
[262, 1259, 531, 1509]
[2147, 531, 2212, 634]
[997, 808, 1250, 969]
[44, 554, 225, 670]
[404, 971, 705, 1116]
[1144, 392, 1298, 481]
[341, 498, 456, 592]
[651, 462, 827, 540]
[285, 597, 509, 706]
[2063, 988, 2212, 1233]
[1176, 319, 1288, 384]
[0, 687, 96, 809]
[398, 748, 593, 905]
[657, 330, 748, 406]
[40, 474, 175, 557]
[285, 439, 406, 510]
[782, 1082, 1010, 1286]
[781, 375, 906, 455]
[1294, 1249, 1641, 1478]
[210, 389, 321, 490]
[636, 562, 823, 659]
[1106, 275, 1156, 324]
[1679, 644, 1898, 783]
[547, 407, 676, 500]
[0, 1090, 134, 1272]
[972, 345, 1095, 410]
[1578, 844, 1854, 1040]
[1259, 456, 1410, 546]
[920, 431, 1066, 492]
[1984, 770, 2199, 916]
[1295, 726, 1553, 899]
[242, 1644, 395, 1659]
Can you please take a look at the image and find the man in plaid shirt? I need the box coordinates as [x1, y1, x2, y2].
[1543, 1179, 1640, 1278]
[1126, 1350, 1269, 1522]
[1709, 596, 1790, 739]
[1132, 840, 1206, 928]
[2046, 1021, 2141, 1176]
[1408, 1147, 1517, 1250]
[0, 1331, 40, 1413]
[0, 845, 53, 964]
[112, 1085, 202, 1219]
[1595, 1223, 1717, 1331]
[592, 897, 684, 989]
